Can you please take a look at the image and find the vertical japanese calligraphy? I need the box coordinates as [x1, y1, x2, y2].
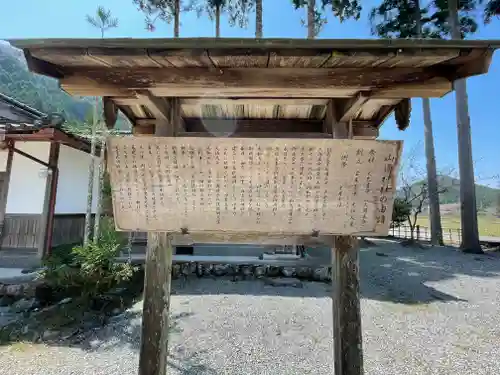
[107, 137, 401, 235]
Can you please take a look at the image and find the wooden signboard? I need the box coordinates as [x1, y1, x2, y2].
[107, 137, 402, 235]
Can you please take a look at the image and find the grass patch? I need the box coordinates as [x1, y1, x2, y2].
[416, 214, 500, 237]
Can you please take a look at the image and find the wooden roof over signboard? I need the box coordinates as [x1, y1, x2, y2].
[10, 38, 499, 138]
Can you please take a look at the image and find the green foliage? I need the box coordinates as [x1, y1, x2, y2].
[86, 5, 119, 37]
[0, 43, 92, 122]
[39, 217, 136, 299]
[484, 0, 500, 23]
[369, 0, 480, 39]
[406, 175, 500, 210]
[135, 0, 182, 31]
[0, 44, 131, 130]
[392, 197, 412, 227]
[321, 0, 362, 21]
[291, 0, 362, 37]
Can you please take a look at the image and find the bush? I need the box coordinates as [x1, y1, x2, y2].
[39, 217, 137, 300]
[391, 197, 411, 228]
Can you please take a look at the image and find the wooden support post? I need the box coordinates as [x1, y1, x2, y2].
[138, 97, 176, 375]
[0, 147, 14, 245]
[328, 101, 364, 374]
[37, 142, 60, 259]
[139, 233, 173, 375]
[332, 235, 363, 375]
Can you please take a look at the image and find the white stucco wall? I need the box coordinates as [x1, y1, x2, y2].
[4, 142, 50, 214]
[0, 142, 98, 215]
[0, 150, 7, 172]
[55, 144, 98, 214]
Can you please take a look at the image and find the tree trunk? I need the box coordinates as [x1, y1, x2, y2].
[307, 0, 315, 39]
[448, 0, 482, 254]
[174, 0, 180, 37]
[93, 132, 106, 243]
[255, 0, 263, 38]
[84, 100, 98, 247]
[412, 0, 443, 246]
[215, 5, 221, 37]
[422, 99, 443, 245]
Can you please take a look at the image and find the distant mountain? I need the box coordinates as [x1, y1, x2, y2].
[0, 41, 129, 129]
[0, 41, 93, 122]
[404, 175, 500, 212]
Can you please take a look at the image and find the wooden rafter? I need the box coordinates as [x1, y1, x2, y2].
[60, 66, 442, 92]
[136, 91, 170, 122]
[336, 94, 370, 123]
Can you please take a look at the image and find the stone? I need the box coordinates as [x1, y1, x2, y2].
[203, 264, 214, 276]
[171, 264, 181, 279]
[189, 263, 197, 274]
[58, 297, 72, 305]
[35, 283, 55, 306]
[111, 308, 121, 315]
[195, 264, 204, 277]
[0, 295, 15, 307]
[11, 298, 37, 313]
[264, 278, 303, 288]
[213, 264, 230, 276]
[23, 284, 36, 298]
[267, 266, 281, 277]
[281, 267, 296, 277]
[254, 266, 267, 278]
[241, 265, 253, 278]
[6, 284, 23, 296]
[313, 267, 331, 282]
[0, 284, 7, 296]
[296, 267, 314, 279]
[42, 329, 59, 341]
[180, 263, 191, 276]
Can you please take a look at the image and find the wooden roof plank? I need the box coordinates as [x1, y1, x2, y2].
[9, 37, 500, 50]
[60, 67, 437, 91]
[87, 48, 165, 68]
[207, 48, 270, 68]
[30, 48, 110, 67]
[147, 49, 213, 68]
[268, 49, 332, 68]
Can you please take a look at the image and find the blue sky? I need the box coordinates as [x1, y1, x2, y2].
[1, 0, 499, 185]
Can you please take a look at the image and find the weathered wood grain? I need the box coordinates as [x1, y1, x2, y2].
[62, 67, 437, 91]
[107, 137, 401, 235]
[138, 96, 177, 375]
[139, 232, 173, 375]
[0, 148, 13, 240]
[332, 235, 363, 375]
[329, 106, 364, 375]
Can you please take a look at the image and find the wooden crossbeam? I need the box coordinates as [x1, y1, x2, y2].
[337, 93, 370, 122]
[133, 118, 378, 139]
[136, 91, 170, 122]
[63, 67, 429, 87]
[60, 66, 450, 98]
[179, 98, 331, 106]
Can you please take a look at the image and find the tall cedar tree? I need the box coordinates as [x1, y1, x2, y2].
[84, 6, 119, 245]
[134, 0, 186, 36]
[484, 0, 500, 23]
[370, 0, 479, 39]
[193, 1, 251, 37]
[291, 0, 362, 38]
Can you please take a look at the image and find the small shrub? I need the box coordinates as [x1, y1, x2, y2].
[39, 217, 137, 300]
[391, 197, 411, 228]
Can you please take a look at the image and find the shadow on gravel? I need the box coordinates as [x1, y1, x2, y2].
[359, 239, 500, 304]
[172, 239, 500, 305]
[59, 309, 218, 375]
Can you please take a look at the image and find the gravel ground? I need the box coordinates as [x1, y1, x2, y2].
[2, 239, 500, 375]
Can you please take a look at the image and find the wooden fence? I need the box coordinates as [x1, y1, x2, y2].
[389, 225, 462, 245]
